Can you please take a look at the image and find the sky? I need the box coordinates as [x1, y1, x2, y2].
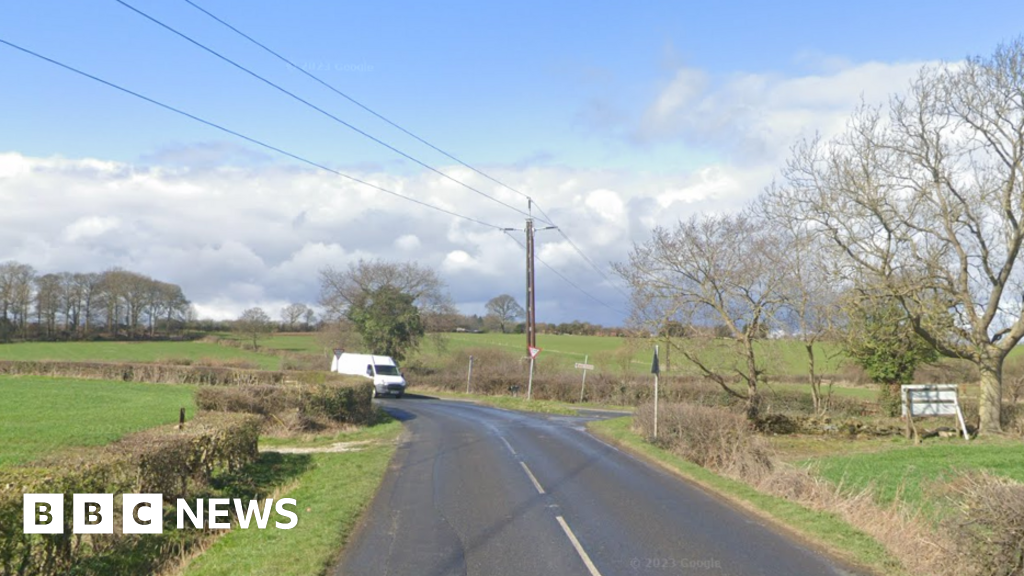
[2, 0, 1023, 325]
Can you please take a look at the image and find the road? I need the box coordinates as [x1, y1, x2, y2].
[333, 397, 862, 576]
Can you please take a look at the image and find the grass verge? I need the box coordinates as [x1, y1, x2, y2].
[178, 418, 403, 576]
[0, 375, 196, 467]
[588, 416, 903, 576]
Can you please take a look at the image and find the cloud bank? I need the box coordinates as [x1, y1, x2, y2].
[0, 58, 931, 325]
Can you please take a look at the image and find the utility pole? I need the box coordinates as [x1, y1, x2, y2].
[525, 216, 536, 355]
[522, 199, 556, 357]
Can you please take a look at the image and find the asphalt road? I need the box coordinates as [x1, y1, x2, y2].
[333, 397, 862, 576]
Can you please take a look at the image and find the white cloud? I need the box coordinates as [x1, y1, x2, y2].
[0, 59, 936, 325]
[62, 216, 120, 242]
[394, 234, 421, 251]
[636, 60, 932, 164]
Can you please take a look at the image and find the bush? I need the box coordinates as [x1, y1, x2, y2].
[0, 360, 354, 387]
[0, 413, 260, 576]
[633, 401, 774, 482]
[943, 472, 1024, 576]
[194, 382, 374, 430]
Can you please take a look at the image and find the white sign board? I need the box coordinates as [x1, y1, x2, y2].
[575, 363, 594, 370]
[901, 384, 959, 417]
[528, 346, 541, 359]
[901, 384, 969, 441]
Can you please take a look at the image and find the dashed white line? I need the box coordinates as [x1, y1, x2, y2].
[555, 515, 603, 576]
[519, 462, 545, 494]
[500, 436, 516, 455]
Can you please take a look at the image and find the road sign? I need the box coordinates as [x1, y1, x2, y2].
[528, 346, 541, 359]
[574, 363, 594, 370]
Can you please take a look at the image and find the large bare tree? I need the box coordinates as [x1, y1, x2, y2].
[484, 294, 525, 333]
[615, 213, 788, 419]
[759, 193, 845, 414]
[775, 39, 1024, 433]
[319, 259, 458, 349]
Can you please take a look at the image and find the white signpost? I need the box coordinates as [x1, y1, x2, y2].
[576, 355, 594, 402]
[900, 384, 969, 441]
[527, 346, 541, 400]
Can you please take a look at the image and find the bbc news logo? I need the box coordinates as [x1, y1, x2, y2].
[23, 494, 298, 534]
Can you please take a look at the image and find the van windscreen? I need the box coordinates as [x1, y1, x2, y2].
[374, 365, 400, 376]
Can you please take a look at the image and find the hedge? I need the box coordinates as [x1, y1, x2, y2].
[0, 413, 260, 576]
[194, 381, 376, 428]
[0, 360, 357, 387]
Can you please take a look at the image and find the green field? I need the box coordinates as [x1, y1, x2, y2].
[809, 438, 1024, 509]
[0, 375, 196, 467]
[434, 332, 849, 376]
[0, 341, 282, 370]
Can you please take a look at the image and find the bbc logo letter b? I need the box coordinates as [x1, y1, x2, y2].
[24, 494, 63, 534]
[73, 494, 114, 534]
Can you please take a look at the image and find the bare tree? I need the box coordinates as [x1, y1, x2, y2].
[615, 213, 788, 419]
[0, 262, 35, 339]
[759, 192, 844, 413]
[280, 303, 309, 331]
[320, 259, 457, 352]
[236, 307, 273, 351]
[776, 39, 1024, 434]
[485, 294, 525, 333]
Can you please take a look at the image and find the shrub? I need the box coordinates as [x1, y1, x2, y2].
[194, 382, 374, 429]
[0, 360, 355, 387]
[633, 401, 774, 482]
[0, 413, 260, 576]
[943, 472, 1024, 576]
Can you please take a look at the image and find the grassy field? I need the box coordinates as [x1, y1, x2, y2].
[808, 438, 1024, 509]
[0, 341, 282, 370]
[180, 419, 402, 576]
[0, 375, 196, 467]
[428, 332, 851, 377]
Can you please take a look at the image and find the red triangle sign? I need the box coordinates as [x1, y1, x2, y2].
[528, 346, 541, 359]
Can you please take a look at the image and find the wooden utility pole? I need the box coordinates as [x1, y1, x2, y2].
[526, 216, 536, 355]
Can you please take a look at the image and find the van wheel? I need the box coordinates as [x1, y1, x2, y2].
[395, 392, 403, 399]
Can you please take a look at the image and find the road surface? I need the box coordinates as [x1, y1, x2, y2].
[333, 397, 862, 576]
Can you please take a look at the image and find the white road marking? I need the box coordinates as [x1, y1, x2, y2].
[555, 515, 603, 576]
[500, 436, 516, 455]
[519, 462, 545, 494]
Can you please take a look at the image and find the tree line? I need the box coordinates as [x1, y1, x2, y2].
[0, 262, 191, 342]
[616, 39, 1024, 435]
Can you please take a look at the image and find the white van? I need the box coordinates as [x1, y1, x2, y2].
[331, 351, 407, 398]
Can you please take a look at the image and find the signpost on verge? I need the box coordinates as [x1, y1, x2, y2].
[527, 346, 541, 400]
[651, 345, 660, 439]
[467, 355, 474, 393]
[576, 355, 594, 402]
[901, 384, 969, 442]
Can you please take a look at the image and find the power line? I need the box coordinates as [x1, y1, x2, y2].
[531, 201, 633, 300]
[176, 0, 624, 295]
[0, 37, 504, 231]
[179, 0, 553, 226]
[503, 231, 629, 317]
[114, 0, 537, 222]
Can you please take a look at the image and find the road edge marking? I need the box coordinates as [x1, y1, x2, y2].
[519, 462, 545, 494]
[555, 515, 602, 576]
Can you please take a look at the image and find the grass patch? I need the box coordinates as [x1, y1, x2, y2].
[588, 417, 903, 576]
[809, 438, 1024, 509]
[0, 341, 281, 370]
[179, 419, 402, 576]
[0, 375, 196, 467]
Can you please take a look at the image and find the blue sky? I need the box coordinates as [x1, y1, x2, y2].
[2, 1, 1023, 324]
